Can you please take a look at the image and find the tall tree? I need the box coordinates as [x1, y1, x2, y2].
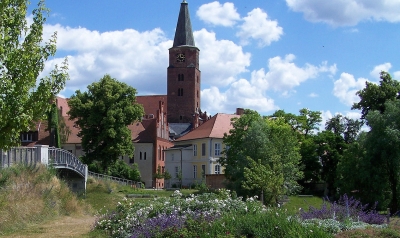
[0, 0, 69, 150]
[352, 71, 400, 119]
[68, 75, 144, 171]
[325, 115, 363, 144]
[222, 110, 303, 203]
[364, 100, 400, 212]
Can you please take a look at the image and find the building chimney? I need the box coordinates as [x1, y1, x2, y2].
[236, 108, 244, 115]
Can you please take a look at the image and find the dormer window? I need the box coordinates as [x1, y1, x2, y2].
[21, 133, 33, 142]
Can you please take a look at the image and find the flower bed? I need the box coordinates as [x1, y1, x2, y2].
[94, 190, 386, 237]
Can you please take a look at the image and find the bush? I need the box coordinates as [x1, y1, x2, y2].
[299, 194, 386, 225]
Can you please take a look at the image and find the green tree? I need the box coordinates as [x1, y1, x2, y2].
[107, 159, 141, 181]
[222, 110, 303, 203]
[243, 157, 284, 205]
[271, 109, 323, 190]
[0, 0, 69, 150]
[364, 100, 400, 212]
[325, 114, 363, 144]
[67, 75, 144, 171]
[352, 71, 400, 119]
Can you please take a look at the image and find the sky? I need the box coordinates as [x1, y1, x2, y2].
[35, 0, 400, 127]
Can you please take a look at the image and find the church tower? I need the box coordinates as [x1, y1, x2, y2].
[167, 1, 201, 123]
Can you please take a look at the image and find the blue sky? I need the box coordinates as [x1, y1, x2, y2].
[35, 0, 400, 126]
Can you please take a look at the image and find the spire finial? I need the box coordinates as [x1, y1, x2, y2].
[182, 0, 187, 3]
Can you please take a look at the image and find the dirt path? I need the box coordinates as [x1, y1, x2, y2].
[4, 215, 97, 238]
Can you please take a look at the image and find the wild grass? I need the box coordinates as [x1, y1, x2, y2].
[0, 164, 89, 236]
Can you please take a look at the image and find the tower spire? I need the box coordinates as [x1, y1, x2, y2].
[173, 1, 195, 47]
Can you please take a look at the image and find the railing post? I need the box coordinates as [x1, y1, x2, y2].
[35, 145, 49, 166]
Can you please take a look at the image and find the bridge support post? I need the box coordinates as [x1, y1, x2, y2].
[35, 145, 49, 166]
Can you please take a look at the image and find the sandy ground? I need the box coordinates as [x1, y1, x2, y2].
[4, 215, 96, 238]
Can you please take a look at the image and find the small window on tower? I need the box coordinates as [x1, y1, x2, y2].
[178, 88, 183, 96]
[178, 74, 184, 81]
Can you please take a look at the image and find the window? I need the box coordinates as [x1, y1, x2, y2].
[144, 152, 147, 160]
[21, 133, 32, 142]
[215, 143, 221, 156]
[193, 144, 197, 156]
[140, 152, 142, 160]
[201, 143, 206, 156]
[215, 165, 221, 174]
[171, 153, 174, 161]
[193, 165, 197, 178]
[175, 166, 179, 178]
[201, 165, 206, 178]
[178, 88, 183, 96]
[158, 146, 161, 160]
[178, 74, 184, 81]
[129, 156, 134, 164]
[197, 90, 199, 98]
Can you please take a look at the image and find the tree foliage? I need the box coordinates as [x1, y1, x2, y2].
[364, 100, 400, 212]
[67, 75, 144, 171]
[221, 110, 303, 203]
[0, 0, 69, 149]
[352, 71, 400, 119]
[107, 159, 141, 181]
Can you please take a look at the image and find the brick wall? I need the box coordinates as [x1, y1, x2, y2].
[206, 174, 226, 189]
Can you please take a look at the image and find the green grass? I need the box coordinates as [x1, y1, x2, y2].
[283, 195, 325, 214]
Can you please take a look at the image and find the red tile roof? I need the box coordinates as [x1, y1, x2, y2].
[137, 95, 167, 116]
[176, 113, 239, 141]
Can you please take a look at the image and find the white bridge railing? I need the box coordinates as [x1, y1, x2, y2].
[48, 147, 87, 178]
[1, 146, 40, 168]
[88, 171, 141, 187]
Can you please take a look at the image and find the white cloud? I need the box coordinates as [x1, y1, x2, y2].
[236, 8, 283, 47]
[201, 80, 278, 115]
[333, 72, 368, 106]
[41, 24, 251, 96]
[41, 24, 171, 95]
[194, 29, 251, 87]
[286, 0, 400, 26]
[250, 54, 336, 93]
[394, 71, 400, 79]
[370, 62, 392, 80]
[309, 93, 318, 98]
[197, 2, 240, 27]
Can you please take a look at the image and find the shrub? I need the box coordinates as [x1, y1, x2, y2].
[299, 194, 386, 225]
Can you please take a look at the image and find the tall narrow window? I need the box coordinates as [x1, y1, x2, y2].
[193, 165, 197, 178]
[215, 165, 221, 174]
[178, 74, 184, 81]
[178, 88, 183, 96]
[214, 143, 221, 156]
[129, 155, 134, 164]
[201, 164, 206, 178]
[193, 144, 197, 156]
[140, 152, 142, 160]
[175, 166, 179, 178]
[201, 143, 206, 156]
[144, 152, 147, 160]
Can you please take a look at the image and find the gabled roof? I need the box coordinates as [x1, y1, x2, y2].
[173, 1, 195, 47]
[175, 113, 239, 141]
[136, 95, 167, 117]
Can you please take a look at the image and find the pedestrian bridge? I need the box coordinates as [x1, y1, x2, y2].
[0, 145, 88, 193]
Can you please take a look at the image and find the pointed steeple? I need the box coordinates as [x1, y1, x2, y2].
[173, 1, 195, 47]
